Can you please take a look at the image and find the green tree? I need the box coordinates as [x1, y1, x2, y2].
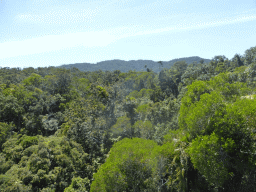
[90, 138, 158, 192]
[0, 123, 14, 151]
[110, 116, 132, 139]
[0, 135, 93, 191]
[180, 74, 256, 190]
[64, 177, 90, 192]
[244, 46, 256, 65]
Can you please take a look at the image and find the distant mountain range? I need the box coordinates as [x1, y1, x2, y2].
[59, 56, 211, 73]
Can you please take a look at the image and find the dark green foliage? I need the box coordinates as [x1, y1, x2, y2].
[64, 177, 90, 192]
[0, 123, 13, 151]
[0, 135, 93, 191]
[244, 46, 256, 65]
[0, 92, 24, 128]
[19, 135, 38, 148]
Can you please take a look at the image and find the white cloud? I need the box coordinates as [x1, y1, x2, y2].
[16, 8, 99, 24]
[3, 10, 256, 60]
[0, 31, 116, 59]
[108, 13, 256, 38]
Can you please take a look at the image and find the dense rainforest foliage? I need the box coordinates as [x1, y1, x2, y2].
[0, 46, 256, 191]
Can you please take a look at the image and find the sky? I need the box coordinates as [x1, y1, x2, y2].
[0, 0, 256, 69]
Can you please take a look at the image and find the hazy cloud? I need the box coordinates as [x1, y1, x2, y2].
[108, 13, 256, 39]
[3, 12, 256, 60]
[0, 31, 115, 59]
[16, 8, 99, 24]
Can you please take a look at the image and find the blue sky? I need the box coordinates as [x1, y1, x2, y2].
[0, 0, 256, 68]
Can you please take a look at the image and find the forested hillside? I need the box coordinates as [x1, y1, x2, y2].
[0, 46, 256, 191]
[59, 56, 211, 73]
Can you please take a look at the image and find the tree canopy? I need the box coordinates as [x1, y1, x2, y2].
[0, 46, 256, 191]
